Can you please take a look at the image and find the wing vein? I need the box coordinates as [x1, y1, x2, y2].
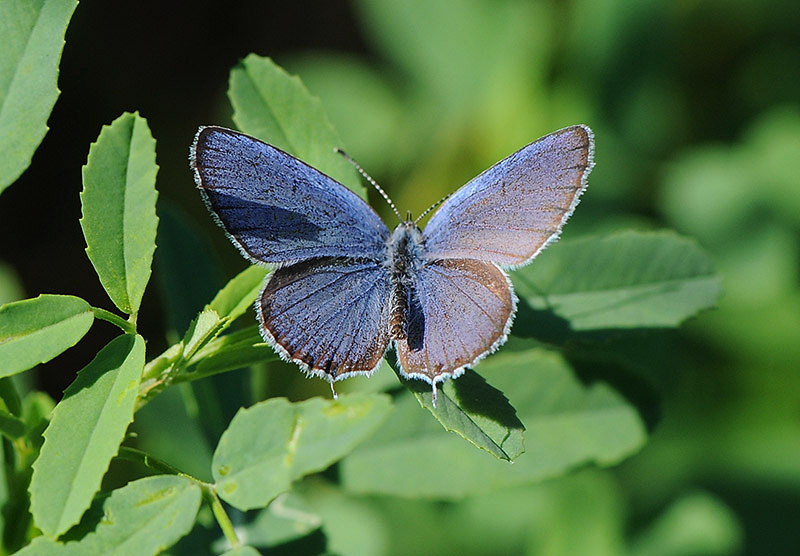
[268, 264, 381, 319]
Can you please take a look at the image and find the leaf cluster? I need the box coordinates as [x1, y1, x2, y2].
[0, 4, 730, 555]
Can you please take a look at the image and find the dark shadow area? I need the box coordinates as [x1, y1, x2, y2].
[511, 297, 678, 431]
[511, 298, 573, 345]
[262, 529, 327, 556]
[391, 360, 524, 433]
[450, 369, 525, 431]
[571, 357, 663, 433]
[405, 286, 426, 352]
[206, 192, 325, 244]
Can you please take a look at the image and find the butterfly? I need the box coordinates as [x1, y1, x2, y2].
[190, 125, 594, 405]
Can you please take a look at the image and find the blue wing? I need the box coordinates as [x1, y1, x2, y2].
[191, 126, 389, 264]
[395, 258, 514, 384]
[422, 125, 594, 267]
[258, 258, 392, 381]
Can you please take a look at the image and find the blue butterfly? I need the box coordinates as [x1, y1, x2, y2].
[190, 125, 594, 404]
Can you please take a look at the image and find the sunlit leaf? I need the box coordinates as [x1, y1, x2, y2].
[16, 476, 201, 556]
[180, 308, 225, 361]
[213, 394, 392, 510]
[228, 54, 363, 197]
[0, 0, 78, 193]
[208, 265, 268, 324]
[0, 294, 93, 377]
[80, 112, 159, 316]
[341, 348, 645, 497]
[30, 334, 144, 537]
[513, 231, 721, 333]
[189, 326, 277, 379]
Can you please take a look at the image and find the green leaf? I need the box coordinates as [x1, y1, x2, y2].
[30, 334, 145, 538]
[146, 265, 270, 385]
[171, 265, 267, 369]
[287, 54, 403, 175]
[396, 366, 524, 460]
[0, 377, 22, 415]
[15, 476, 202, 556]
[0, 409, 26, 440]
[0, 0, 78, 193]
[6, 537, 62, 556]
[80, 112, 159, 316]
[228, 54, 364, 197]
[208, 265, 268, 323]
[180, 308, 226, 362]
[340, 348, 646, 498]
[512, 231, 722, 333]
[0, 294, 94, 377]
[213, 394, 392, 510]
[189, 326, 277, 380]
[176, 264, 267, 367]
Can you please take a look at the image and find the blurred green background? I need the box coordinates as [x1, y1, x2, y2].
[1, 0, 799, 554]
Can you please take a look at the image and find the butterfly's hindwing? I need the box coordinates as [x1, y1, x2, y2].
[258, 257, 393, 380]
[395, 258, 515, 383]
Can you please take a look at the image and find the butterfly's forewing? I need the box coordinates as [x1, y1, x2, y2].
[422, 125, 594, 267]
[395, 258, 514, 383]
[191, 126, 389, 264]
[258, 258, 392, 380]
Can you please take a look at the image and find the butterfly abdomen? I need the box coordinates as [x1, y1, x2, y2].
[389, 281, 407, 340]
[386, 221, 425, 340]
[388, 236, 410, 340]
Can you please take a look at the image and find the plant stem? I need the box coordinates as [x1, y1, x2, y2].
[116, 446, 190, 477]
[116, 446, 241, 548]
[203, 486, 240, 549]
[92, 307, 136, 334]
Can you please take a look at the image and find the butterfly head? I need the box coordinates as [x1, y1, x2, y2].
[388, 219, 424, 253]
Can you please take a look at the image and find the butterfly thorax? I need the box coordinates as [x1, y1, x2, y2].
[386, 221, 425, 340]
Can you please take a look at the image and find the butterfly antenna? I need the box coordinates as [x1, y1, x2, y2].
[335, 148, 403, 222]
[431, 382, 438, 408]
[414, 193, 452, 225]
